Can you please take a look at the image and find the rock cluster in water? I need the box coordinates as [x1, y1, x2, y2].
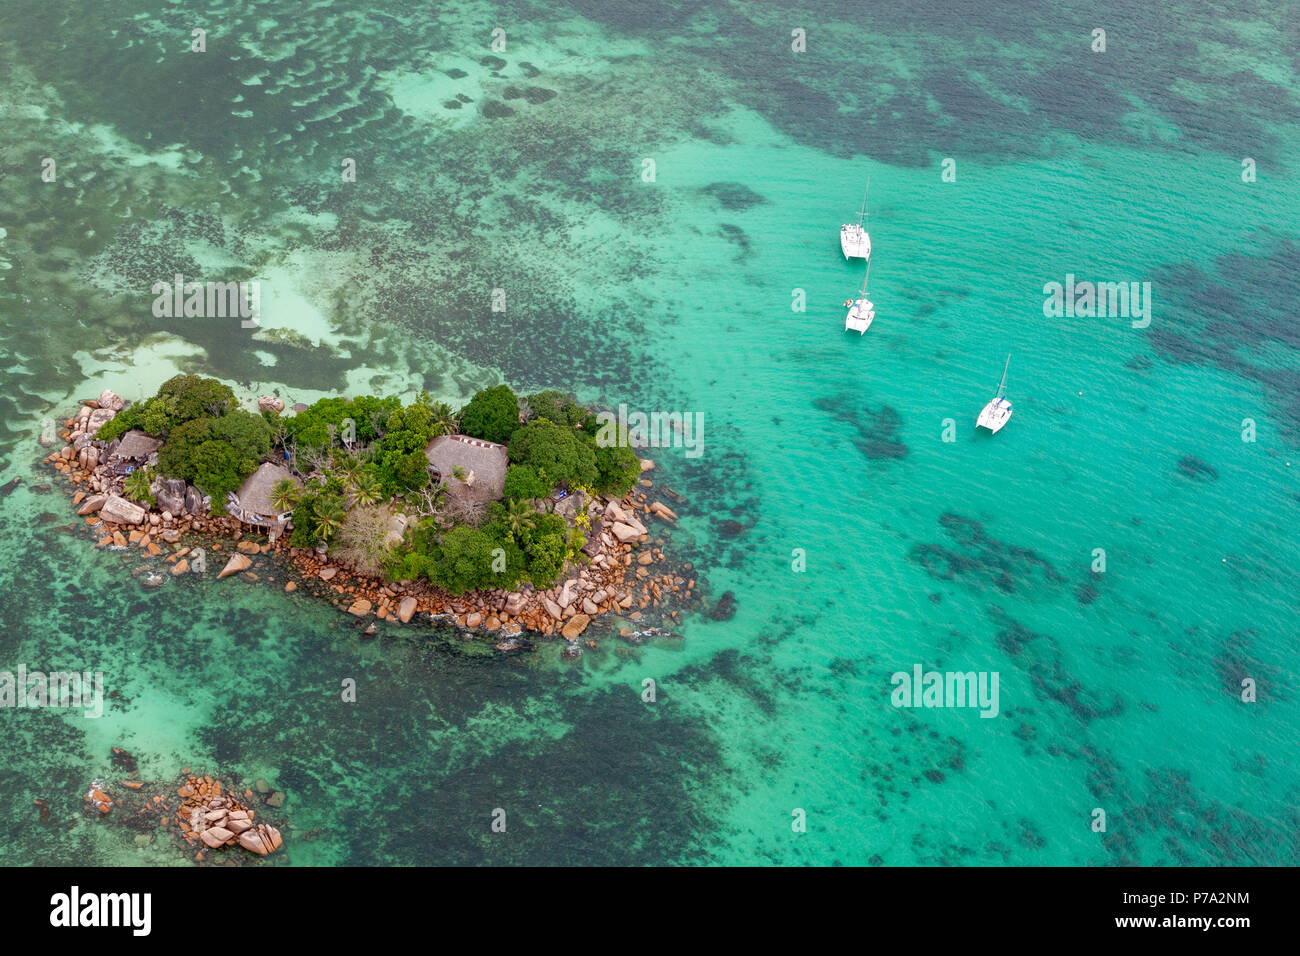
[71, 749, 289, 864]
[177, 776, 283, 856]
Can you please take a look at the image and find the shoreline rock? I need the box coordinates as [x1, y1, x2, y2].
[218, 553, 252, 579]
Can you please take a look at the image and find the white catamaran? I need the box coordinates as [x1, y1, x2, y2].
[844, 260, 874, 334]
[976, 356, 1013, 433]
[840, 180, 871, 260]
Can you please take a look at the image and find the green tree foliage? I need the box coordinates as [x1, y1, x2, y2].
[524, 511, 568, 546]
[154, 411, 270, 515]
[96, 407, 141, 442]
[190, 441, 255, 513]
[590, 428, 641, 496]
[156, 418, 214, 482]
[287, 395, 399, 449]
[350, 468, 383, 506]
[514, 510, 570, 588]
[289, 478, 348, 547]
[384, 549, 428, 583]
[288, 502, 320, 547]
[156, 374, 238, 426]
[288, 397, 353, 449]
[98, 396, 174, 441]
[155, 411, 270, 501]
[503, 498, 537, 542]
[390, 505, 539, 592]
[374, 425, 430, 498]
[527, 390, 587, 428]
[387, 393, 445, 446]
[366, 395, 467, 498]
[210, 409, 273, 460]
[312, 496, 347, 542]
[457, 384, 519, 444]
[507, 419, 598, 489]
[425, 525, 511, 594]
[428, 401, 459, 437]
[525, 532, 567, 588]
[351, 396, 401, 442]
[502, 464, 551, 500]
[332, 451, 365, 487]
[138, 398, 174, 436]
[95, 375, 237, 441]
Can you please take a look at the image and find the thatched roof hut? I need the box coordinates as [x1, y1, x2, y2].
[104, 429, 163, 476]
[112, 430, 162, 462]
[229, 462, 301, 528]
[425, 435, 508, 504]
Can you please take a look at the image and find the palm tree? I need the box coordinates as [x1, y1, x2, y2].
[313, 498, 346, 542]
[269, 478, 301, 514]
[333, 452, 364, 488]
[123, 467, 154, 505]
[429, 401, 459, 437]
[505, 499, 537, 542]
[351, 470, 383, 507]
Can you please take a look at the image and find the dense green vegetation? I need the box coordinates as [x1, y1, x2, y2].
[591, 425, 642, 495]
[455, 383, 520, 445]
[283, 395, 400, 448]
[96, 374, 240, 443]
[95, 376, 269, 513]
[502, 464, 550, 500]
[384, 498, 581, 594]
[507, 419, 599, 489]
[100, 377, 644, 592]
[154, 409, 272, 512]
[526, 389, 589, 429]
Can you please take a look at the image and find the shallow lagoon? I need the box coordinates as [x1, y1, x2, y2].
[0, 0, 1297, 865]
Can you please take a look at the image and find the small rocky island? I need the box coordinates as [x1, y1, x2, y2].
[46, 376, 697, 649]
[74, 749, 290, 865]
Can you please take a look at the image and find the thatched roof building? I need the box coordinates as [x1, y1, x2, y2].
[425, 434, 508, 504]
[105, 429, 163, 476]
[228, 462, 301, 529]
[110, 429, 162, 460]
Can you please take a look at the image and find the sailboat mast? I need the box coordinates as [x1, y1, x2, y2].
[858, 177, 870, 225]
[861, 258, 871, 297]
[998, 355, 1010, 397]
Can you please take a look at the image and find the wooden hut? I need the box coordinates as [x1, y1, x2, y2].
[105, 430, 162, 476]
[227, 462, 301, 531]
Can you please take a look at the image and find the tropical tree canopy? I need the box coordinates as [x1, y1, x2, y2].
[457, 384, 519, 445]
[507, 419, 598, 489]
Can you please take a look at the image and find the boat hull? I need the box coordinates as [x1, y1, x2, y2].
[976, 398, 1012, 433]
[845, 297, 874, 334]
[840, 225, 871, 260]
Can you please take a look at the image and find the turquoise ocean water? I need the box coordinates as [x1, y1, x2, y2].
[1, 0, 1298, 865]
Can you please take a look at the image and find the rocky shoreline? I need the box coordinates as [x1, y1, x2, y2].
[45, 392, 704, 650]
